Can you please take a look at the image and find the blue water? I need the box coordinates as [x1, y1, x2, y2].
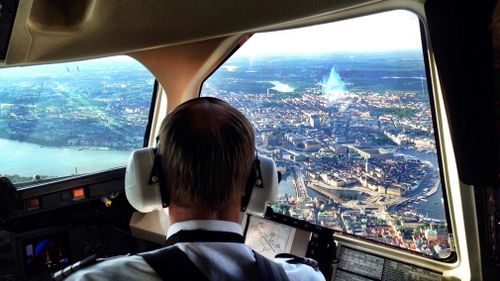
[0, 138, 131, 178]
[1, 137, 448, 220]
[414, 186, 445, 220]
[278, 178, 295, 196]
[398, 148, 446, 220]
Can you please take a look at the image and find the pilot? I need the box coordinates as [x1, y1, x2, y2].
[63, 97, 325, 281]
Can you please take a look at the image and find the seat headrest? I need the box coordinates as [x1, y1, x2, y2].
[125, 149, 278, 217]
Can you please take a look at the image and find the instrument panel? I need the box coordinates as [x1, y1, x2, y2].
[0, 172, 445, 281]
[246, 214, 444, 281]
[0, 170, 147, 281]
[334, 246, 442, 281]
[0, 224, 141, 281]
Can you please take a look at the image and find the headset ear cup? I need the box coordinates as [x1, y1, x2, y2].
[244, 155, 278, 217]
[125, 147, 164, 212]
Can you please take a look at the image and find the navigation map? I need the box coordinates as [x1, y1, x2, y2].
[245, 216, 296, 259]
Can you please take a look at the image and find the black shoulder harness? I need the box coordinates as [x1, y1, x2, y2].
[55, 230, 292, 281]
[140, 246, 209, 280]
[142, 229, 290, 281]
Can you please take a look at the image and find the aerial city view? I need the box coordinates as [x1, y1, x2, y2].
[202, 48, 452, 258]
[0, 57, 154, 183]
[0, 10, 452, 259]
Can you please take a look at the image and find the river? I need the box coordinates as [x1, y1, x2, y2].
[278, 177, 295, 196]
[397, 147, 447, 220]
[0, 138, 131, 179]
[1, 137, 447, 220]
[278, 176, 327, 201]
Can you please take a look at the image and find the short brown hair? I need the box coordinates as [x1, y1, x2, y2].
[158, 97, 255, 213]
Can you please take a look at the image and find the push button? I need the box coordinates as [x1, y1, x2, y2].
[71, 188, 85, 200]
[26, 198, 40, 210]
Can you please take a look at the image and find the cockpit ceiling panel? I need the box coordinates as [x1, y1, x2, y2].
[5, 0, 377, 66]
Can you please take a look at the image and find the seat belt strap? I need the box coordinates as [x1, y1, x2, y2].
[139, 246, 209, 281]
[254, 251, 291, 281]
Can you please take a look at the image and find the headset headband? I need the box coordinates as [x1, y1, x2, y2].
[241, 155, 263, 212]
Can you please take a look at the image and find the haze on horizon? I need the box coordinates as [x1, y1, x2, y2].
[237, 10, 422, 57]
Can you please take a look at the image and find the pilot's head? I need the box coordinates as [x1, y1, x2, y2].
[158, 97, 255, 219]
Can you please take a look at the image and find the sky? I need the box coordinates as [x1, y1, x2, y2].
[237, 10, 422, 57]
[0, 55, 142, 77]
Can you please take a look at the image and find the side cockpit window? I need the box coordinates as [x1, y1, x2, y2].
[0, 56, 155, 184]
[201, 10, 453, 260]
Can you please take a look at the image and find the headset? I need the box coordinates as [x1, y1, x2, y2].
[125, 145, 278, 217]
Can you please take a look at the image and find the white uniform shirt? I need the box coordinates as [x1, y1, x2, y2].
[64, 220, 326, 281]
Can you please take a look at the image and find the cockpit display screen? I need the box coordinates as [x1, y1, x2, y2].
[244, 215, 312, 259]
[335, 246, 442, 281]
[23, 231, 71, 275]
[245, 215, 297, 259]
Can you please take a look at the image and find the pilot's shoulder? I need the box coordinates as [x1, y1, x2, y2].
[62, 255, 161, 281]
[274, 255, 326, 281]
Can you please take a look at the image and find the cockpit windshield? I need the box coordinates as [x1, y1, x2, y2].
[0, 56, 155, 184]
[201, 10, 453, 260]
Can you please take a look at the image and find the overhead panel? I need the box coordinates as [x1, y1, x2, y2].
[7, 0, 377, 65]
